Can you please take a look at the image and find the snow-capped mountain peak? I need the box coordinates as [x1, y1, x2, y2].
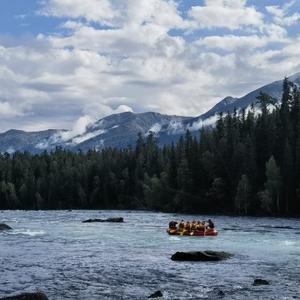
[1, 72, 299, 153]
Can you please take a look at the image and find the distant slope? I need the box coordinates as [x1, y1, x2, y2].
[71, 112, 192, 151]
[0, 112, 191, 153]
[0, 129, 59, 153]
[200, 72, 300, 120]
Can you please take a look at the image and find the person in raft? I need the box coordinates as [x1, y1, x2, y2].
[178, 220, 185, 232]
[191, 221, 197, 231]
[196, 221, 206, 231]
[184, 221, 191, 233]
[207, 219, 215, 229]
[169, 221, 177, 229]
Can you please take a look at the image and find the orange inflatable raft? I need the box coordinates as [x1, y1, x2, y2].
[167, 228, 218, 236]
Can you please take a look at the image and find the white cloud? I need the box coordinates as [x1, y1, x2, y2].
[83, 103, 134, 120]
[59, 115, 94, 141]
[188, 114, 219, 131]
[261, 23, 288, 41]
[41, 0, 187, 30]
[40, 0, 117, 25]
[189, 0, 263, 30]
[196, 35, 267, 50]
[0, 101, 24, 117]
[0, 0, 299, 133]
[54, 104, 134, 143]
[266, 1, 300, 26]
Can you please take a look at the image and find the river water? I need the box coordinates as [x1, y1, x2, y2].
[0, 211, 299, 299]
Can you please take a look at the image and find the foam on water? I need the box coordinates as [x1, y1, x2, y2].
[8, 229, 46, 237]
[282, 240, 297, 246]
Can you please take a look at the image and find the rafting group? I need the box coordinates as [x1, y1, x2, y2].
[167, 219, 218, 236]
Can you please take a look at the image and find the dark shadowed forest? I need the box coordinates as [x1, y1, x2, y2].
[1, 78, 300, 216]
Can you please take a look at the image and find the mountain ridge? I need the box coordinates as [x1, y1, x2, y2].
[1, 73, 299, 153]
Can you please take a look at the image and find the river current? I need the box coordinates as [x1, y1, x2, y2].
[0, 211, 299, 299]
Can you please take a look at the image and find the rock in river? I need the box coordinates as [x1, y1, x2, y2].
[82, 217, 124, 223]
[148, 290, 163, 298]
[0, 223, 12, 231]
[0, 292, 48, 300]
[208, 288, 225, 298]
[171, 251, 233, 262]
[253, 278, 270, 286]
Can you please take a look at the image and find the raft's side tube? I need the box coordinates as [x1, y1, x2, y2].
[167, 229, 218, 236]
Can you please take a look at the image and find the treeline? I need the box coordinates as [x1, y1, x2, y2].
[0, 78, 300, 216]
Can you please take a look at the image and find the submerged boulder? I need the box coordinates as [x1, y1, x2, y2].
[0, 292, 48, 300]
[259, 225, 296, 230]
[253, 279, 270, 286]
[148, 291, 163, 298]
[82, 217, 124, 223]
[171, 251, 233, 262]
[208, 288, 225, 298]
[0, 223, 12, 231]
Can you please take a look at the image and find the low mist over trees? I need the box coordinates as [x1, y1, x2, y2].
[0, 78, 300, 216]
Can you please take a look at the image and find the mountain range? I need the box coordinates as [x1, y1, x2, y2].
[1, 73, 299, 153]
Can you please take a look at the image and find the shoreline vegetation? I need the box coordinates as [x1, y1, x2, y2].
[1, 78, 300, 217]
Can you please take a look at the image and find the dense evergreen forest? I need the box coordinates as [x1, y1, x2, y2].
[0, 78, 300, 216]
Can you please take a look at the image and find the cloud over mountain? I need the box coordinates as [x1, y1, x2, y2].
[0, 0, 299, 132]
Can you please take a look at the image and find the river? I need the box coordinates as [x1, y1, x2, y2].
[0, 211, 299, 299]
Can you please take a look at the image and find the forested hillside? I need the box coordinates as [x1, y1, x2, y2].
[0, 78, 299, 216]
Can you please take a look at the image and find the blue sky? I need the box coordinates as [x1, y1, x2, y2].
[2, 1, 299, 39]
[0, 0, 57, 36]
[0, 0, 299, 132]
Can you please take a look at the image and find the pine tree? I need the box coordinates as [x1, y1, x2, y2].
[235, 175, 251, 215]
[264, 156, 281, 214]
[256, 91, 277, 116]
